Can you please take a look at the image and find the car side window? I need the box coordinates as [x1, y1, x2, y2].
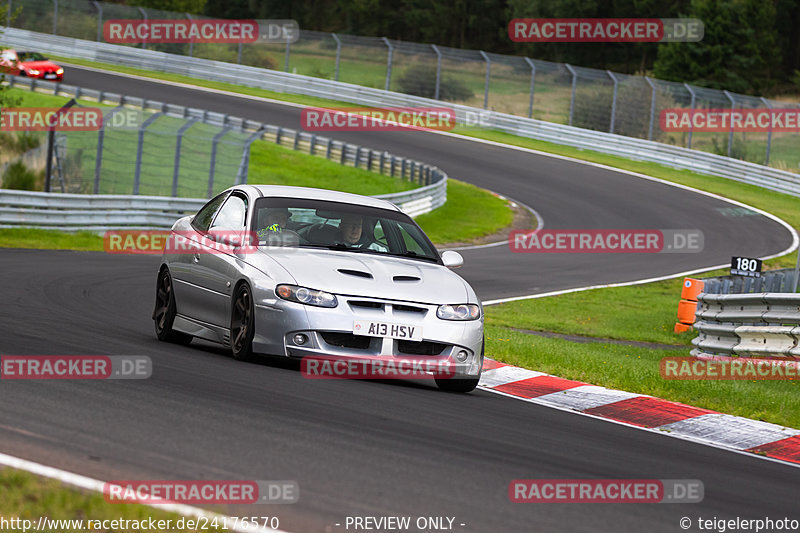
[192, 193, 228, 233]
[211, 195, 247, 230]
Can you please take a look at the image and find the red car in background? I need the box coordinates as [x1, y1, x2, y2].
[0, 49, 63, 81]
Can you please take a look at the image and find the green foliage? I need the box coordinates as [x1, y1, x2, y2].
[572, 83, 677, 139]
[654, 0, 782, 94]
[2, 160, 39, 190]
[395, 63, 473, 102]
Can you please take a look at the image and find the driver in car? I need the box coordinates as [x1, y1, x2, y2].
[338, 214, 388, 252]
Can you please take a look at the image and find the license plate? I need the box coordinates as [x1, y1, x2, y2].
[353, 320, 422, 341]
[44, 73, 56, 79]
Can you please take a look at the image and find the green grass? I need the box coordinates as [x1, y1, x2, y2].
[486, 325, 800, 430]
[0, 229, 104, 250]
[0, 467, 224, 532]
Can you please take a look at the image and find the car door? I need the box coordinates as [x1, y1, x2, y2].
[185, 192, 249, 328]
[170, 191, 228, 324]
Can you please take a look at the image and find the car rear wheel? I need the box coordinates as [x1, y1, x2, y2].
[153, 269, 192, 345]
[435, 338, 484, 393]
[231, 283, 256, 361]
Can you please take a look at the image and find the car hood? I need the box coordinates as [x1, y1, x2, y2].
[20, 60, 59, 69]
[259, 248, 472, 305]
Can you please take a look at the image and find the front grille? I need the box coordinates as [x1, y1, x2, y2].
[393, 304, 427, 314]
[320, 332, 371, 350]
[397, 340, 448, 356]
[348, 300, 384, 310]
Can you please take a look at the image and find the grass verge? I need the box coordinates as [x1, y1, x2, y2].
[0, 467, 223, 532]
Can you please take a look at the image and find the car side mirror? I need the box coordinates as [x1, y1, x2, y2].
[441, 250, 464, 269]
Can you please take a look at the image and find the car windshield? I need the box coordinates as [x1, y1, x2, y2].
[17, 52, 47, 62]
[251, 197, 441, 263]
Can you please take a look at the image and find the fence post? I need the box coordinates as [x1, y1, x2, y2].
[94, 105, 124, 194]
[644, 76, 656, 141]
[92, 1, 102, 41]
[235, 127, 265, 185]
[284, 33, 291, 72]
[524, 57, 536, 118]
[565, 64, 577, 127]
[684, 83, 696, 149]
[606, 70, 618, 134]
[432, 44, 442, 100]
[479, 51, 490, 109]
[5, 0, 10, 28]
[133, 112, 162, 194]
[51, 0, 57, 35]
[760, 97, 773, 165]
[172, 117, 198, 196]
[186, 14, 194, 57]
[331, 33, 341, 81]
[207, 126, 232, 197]
[382, 37, 393, 91]
[237, 41, 242, 64]
[137, 7, 147, 49]
[45, 98, 76, 192]
[723, 90, 735, 158]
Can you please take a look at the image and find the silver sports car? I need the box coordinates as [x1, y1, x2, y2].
[153, 185, 484, 392]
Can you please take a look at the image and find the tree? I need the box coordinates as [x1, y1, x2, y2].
[653, 0, 781, 94]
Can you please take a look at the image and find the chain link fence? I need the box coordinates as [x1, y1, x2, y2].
[5, 0, 800, 172]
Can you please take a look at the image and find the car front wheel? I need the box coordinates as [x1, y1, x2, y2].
[230, 283, 256, 361]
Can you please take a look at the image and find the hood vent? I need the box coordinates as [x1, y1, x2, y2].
[338, 269, 373, 279]
[393, 275, 421, 282]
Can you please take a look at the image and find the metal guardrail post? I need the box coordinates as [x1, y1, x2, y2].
[565, 64, 577, 127]
[207, 126, 232, 197]
[606, 70, 618, 134]
[524, 57, 536, 119]
[684, 83, 696, 149]
[760, 97, 773, 165]
[235, 127, 265, 185]
[644, 76, 656, 141]
[51, 0, 58, 35]
[186, 14, 193, 57]
[432, 44, 442, 100]
[479, 51, 490, 110]
[237, 41, 242, 64]
[137, 7, 147, 49]
[723, 90, 735, 158]
[91, 1, 102, 42]
[94, 105, 123, 194]
[331, 33, 341, 81]
[172, 117, 198, 196]
[382, 37, 393, 91]
[284, 33, 291, 72]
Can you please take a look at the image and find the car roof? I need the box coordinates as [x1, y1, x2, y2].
[239, 185, 402, 212]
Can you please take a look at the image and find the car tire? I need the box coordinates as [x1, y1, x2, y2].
[435, 337, 484, 393]
[230, 282, 256, 361]
[153, 268, 192, 345]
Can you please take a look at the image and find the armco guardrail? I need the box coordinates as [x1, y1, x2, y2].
[691, 293, 800, 359]
[0, 185, 444, 230]
[701, 268, 800, 295]
[1, 74, 447, 218]
[3, 28, 800, 198]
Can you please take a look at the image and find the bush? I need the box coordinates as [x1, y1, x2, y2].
[395, 63, 473, 102]
[2, 161, 38, 190]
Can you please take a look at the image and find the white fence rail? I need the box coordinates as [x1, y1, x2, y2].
[3, 28, 800, 198]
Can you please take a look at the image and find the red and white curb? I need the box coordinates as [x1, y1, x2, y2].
[478, 359, 800, 466]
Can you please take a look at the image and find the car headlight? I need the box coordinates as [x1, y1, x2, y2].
[437, 304, 481, 321]
[56, 68, 64, 74]
[276, 284, 337, 308]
